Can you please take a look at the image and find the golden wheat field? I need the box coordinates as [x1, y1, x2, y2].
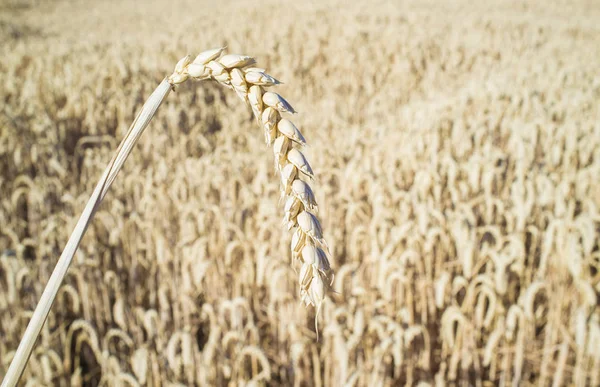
[1, 0, 600, 385]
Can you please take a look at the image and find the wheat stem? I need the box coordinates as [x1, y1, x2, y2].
[1, 79, 171, 387]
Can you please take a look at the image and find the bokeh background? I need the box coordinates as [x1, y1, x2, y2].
[1, 0, 599, 385]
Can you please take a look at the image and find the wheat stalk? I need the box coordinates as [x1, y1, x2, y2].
[2, 49, 332, 386]
[1, 79, 172, 386]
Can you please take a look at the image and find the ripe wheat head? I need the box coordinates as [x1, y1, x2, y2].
[168, 48, 334, 319]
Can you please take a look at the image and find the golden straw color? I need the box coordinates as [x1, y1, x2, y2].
[2, 1, 600, 385]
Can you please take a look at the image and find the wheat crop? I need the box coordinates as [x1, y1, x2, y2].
[1, 0, 600, 386]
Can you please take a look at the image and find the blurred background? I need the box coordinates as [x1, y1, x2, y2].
[1, 0, 599, 385]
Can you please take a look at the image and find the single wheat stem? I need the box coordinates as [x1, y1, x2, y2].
[1, 79, 172, 387]
[3, 49, 332, 386]
[167, 48, 334, 327]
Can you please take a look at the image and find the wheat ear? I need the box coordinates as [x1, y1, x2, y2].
[168, 49, 334, 325]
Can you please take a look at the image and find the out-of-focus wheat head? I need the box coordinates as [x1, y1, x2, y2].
[167, 48, 334, 319]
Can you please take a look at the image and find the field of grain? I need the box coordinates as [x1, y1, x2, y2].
[1, 0, 600, 385]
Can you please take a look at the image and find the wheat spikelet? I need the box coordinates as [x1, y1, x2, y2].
[167, 48, 334, 319]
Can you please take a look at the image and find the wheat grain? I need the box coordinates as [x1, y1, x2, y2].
[168, 48, 334, 316]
